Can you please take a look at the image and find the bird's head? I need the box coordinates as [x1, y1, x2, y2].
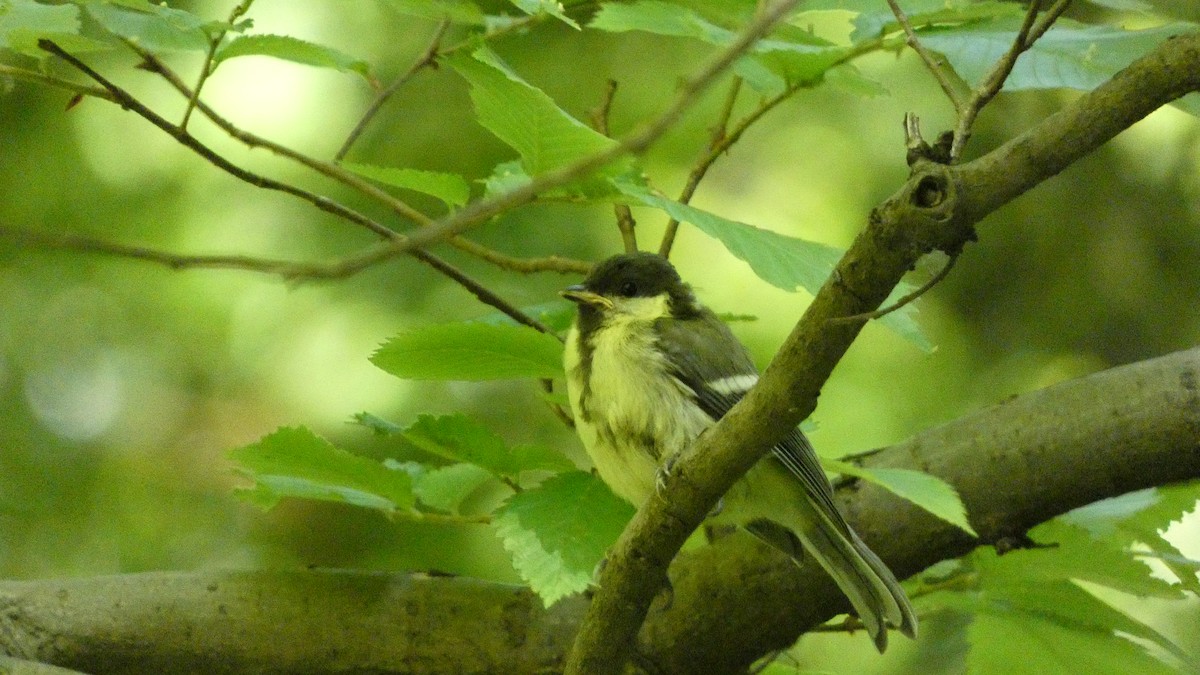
[561, 252, 699, 325]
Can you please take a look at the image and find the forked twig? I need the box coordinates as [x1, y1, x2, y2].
[335, 19, 450, 161]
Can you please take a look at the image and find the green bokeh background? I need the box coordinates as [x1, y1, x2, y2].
[1, 2, 1198, 670]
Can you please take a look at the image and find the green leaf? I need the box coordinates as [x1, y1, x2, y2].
[590, 1, 736, 43]
[214, 34, 372, 81]
[1018, 520, 1183, 599]
[400, 413, 575, 479]
[475, 300, 578, 333]
[1060, 483, 1200, 592]
[614, 179, 932, 351]
[825, 459, 976, 536]
[83, 1, 212, 52]
[967, 594, 1179, 675]
[340, 162, 471, 209]
[352, 411, 405, 436]
[0, 0, 81, 55]
[493, 471, 635, 605]
[413, 462, 499, 513]
[447, 45, 625, 176]
[509, 0, 579, 29]
[384, 0, 486, 25]
[920, 19, 1200, 94]
[230, 426, 415, 513]
[968, 549, 1186, 674]
[592, 1, 850, 88]
[371, 321, 564, 381]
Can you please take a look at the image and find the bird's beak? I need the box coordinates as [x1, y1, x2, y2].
[561, 285, 613, 310]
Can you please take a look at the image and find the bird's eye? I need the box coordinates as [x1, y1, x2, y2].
[619, 281, 638, 297]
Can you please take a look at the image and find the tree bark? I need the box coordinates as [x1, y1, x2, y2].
[1, 347, 1197, 674]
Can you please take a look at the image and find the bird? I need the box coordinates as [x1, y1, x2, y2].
[560, 251, 917, 652]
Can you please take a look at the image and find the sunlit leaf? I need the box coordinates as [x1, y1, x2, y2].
[493, 471, 635, 606]
[447, 45, 626, 176]
[371, 321, 564, 381]
[509, 0, 578, 29]
[0, 0, 84, 55]
[413, 462, 499, 513]
[215, 34, 373, 82]
[83, 1, 212, 52]
[341, 162, 471, 209]
[230, 426, 414, 513]
[826, 460, 976, 536]
[400, 413, 575, 479]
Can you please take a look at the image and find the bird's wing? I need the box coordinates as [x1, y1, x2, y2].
[654, 312, 851, 535]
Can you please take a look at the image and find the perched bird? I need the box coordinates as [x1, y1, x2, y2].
[561, 252, 917, 652]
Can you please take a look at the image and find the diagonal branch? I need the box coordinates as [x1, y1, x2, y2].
[567, 28, 1200, 675]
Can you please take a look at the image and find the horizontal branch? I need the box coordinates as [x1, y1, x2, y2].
[2, 347, 1196, 674]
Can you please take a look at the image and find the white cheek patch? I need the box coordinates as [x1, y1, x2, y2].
[707, 374, 759, 396]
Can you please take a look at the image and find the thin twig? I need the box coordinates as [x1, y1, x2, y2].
[0, 64, 115, 102]
[885, 0, 966, 113]
[130, 43, 587, 276]
[38, 41, 548, 331]
[449, 238, 591, 274]
[391, 0, 806, 263]
[335, 19, 450, 161]
[590, 79, 638, 253]
[659, 76, 743, 257]
[181, 0, 255, 130]
[0, 225, 317, 274]
[950, 0, 1067, 160]
[412, 249, 552, 334]
[828, 253, 958, 324]
[41, 40, 396, 240]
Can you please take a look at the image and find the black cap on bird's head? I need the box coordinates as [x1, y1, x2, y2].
[561, 252, 700, 320]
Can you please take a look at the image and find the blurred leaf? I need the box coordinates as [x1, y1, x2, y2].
[352, 411, 404, 436]
[83, 0, 212, 52]
[447, 45, 626, 176]
[341, 162, 471, 209]
[0, 0, 84, 55]
[1021, 520, 1184, 598]
[493, 471, 635, 605]
[413, 462, 499, 513]
[590, 1, 735, 43]
[843, 0, 1024, 42]
[826, 460, 976, 536]
[967, 595, 1178, 675]
[476, 300, 579, 333]
[214, 34, 373, 81]
[614, 179, 932, 351]
[509, 0, 578, 29]
[371, 321, 564, 381]
[1060, 483, 1200, 592]
[1082, 0, 1153, 11]
[593, 1, 849, 87]
[920, 19, 1200, 95]
[969, 549, 1185, 673]
[230, 426, 415, 513]
[385, 0, 486, 24]
[401, 413, 575, 479]
[8, 29, 109, 56]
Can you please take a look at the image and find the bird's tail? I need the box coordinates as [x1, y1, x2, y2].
[787, 500, 918, 652]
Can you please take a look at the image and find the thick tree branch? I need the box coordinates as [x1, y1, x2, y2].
[568, 29, 1200, 673]
[2, 347, 1197, 674]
